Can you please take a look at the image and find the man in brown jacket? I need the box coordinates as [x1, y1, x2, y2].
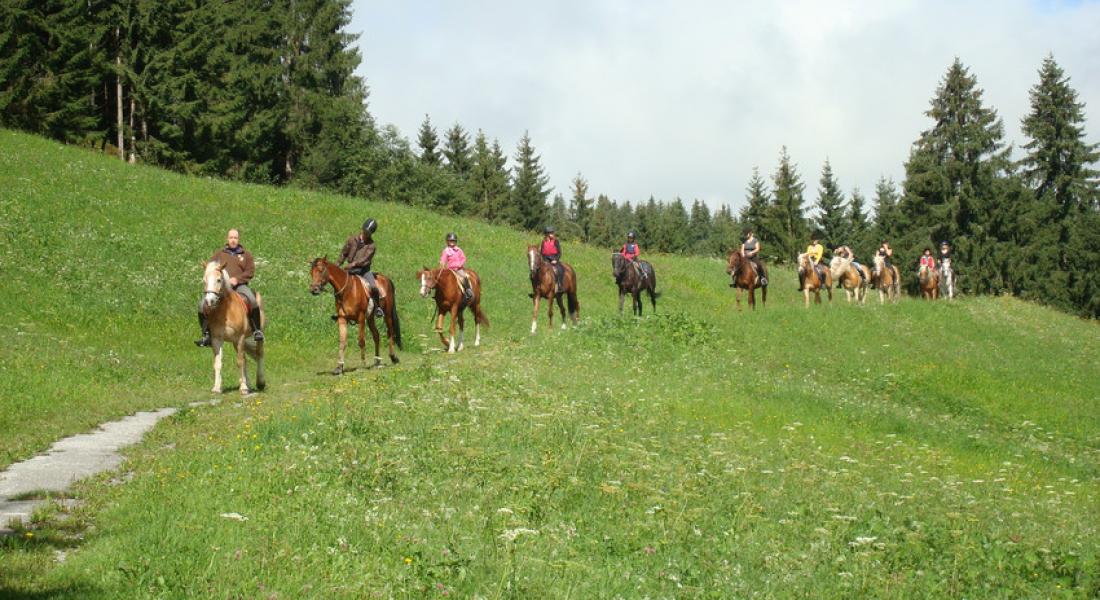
[338, 218, 385, 317]
[196, 228, 264, 346]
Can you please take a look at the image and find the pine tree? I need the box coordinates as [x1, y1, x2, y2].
[1019, 55, 1100, 315]
[689, 199, 713, 254]
[549, 193, 576, 239]
[847, 187, 871, 256]
[589, 194, 617, 247]
[510, 131, 551, 230]
[470, 131, 512, 223]
[900, 58, 1015, 294]
[416, 114, 440, 166]
[872, 176, 901, 244]
[568, 173, 593, 242]
[739, 166, 769, 232]
[663, 198, 691, 253]
[711, 204, 740, 257]
[636, 196, 661, 250]
[442, 123, 472, 178]
[814, 159, 847, 248]
[762, 146, 807, 263]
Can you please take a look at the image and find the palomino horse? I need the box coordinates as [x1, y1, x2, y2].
[612, 253, 658, 316]
[872, 255, 901, 304]
[939, 258, 955, 300]
[918, 264, 940, 300]
[200, 261, 265, 394]
[726, 251, 767, 311]
[829, 255, 870, 305]
[527, 245, 579, 333]
[417, 267, 489, 353]
[797, 253, 832, 308]
[309, 257, 401, 374]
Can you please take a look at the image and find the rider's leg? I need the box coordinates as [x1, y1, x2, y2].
[364, 272, 385, 317]
[195, 311, 211, 347]
[235, 285, 263, 342]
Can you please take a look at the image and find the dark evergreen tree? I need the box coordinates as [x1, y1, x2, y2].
[568, 173, 593, 242]
[872, 176, 901, 243]
[711, 204, 740, 256]
[814, 159, 847, 248]
[589, 194, 616, 247]
[663, 198, 691, 253]
[442, 123, 472, 178]
[689, 199, 713, 254]
[510, 131, 551, 230]
[416, 114, 440, 166]
[847, 187, 872, 256]
[470, 131, 512, 223]
[636, 196, 661, 250]
[762, 146, 807, 263]
[739, 166, 769, 233]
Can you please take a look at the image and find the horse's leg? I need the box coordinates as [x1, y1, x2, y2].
[235, 336, 250, 395]
[803, 288, 810, 308]
[456, 309, 466, 351]
[334, 317, 347, 375]
[735, 287, 743, 312]
[748, 285, 755, 310]
[531, 295, 540, 334]
[211, 338, 224, 393]
[555, 293, 567, 330]
[618, 289, 625, 314]
[358, 316, 371, 367]
[633, 290, 641, 316]
[649, 287, 657, 314]
[252, 337, 265, 391]
[447, 305, 459, 353]
[366, 317, 382, 367]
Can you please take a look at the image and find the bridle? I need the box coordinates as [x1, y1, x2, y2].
[419, 269, 437, 298]
[311, 259, 351, 297]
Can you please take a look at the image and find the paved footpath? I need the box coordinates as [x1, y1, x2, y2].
[0, 406, 188, 534]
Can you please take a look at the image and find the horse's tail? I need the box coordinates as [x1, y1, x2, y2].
[474, 304, 490, 328]
[566, 291, 579, 318]
[389, 279, 402, 350]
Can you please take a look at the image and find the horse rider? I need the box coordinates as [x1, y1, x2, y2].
[939, 240, 952, 269]
[833, 244, 866, 286]
[737, 229, 768, 287]
[801, 234, 826, 290]
[338, 218, 385, 317]
[619, 231, 646, 281]
[875, 240, 894, 275]
[196, 228, 263, 346]
[540, 226, 565, 291]
[439, 232, 474, 302]
[918, 247, 937, 275]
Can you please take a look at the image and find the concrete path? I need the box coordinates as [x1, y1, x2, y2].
[0, 407, 183, 534]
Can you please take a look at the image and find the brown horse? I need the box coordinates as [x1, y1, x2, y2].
[797, 253, 832, 308]
[612, 252, 658, 316]
[527, 245, 579, 333]
[417, 267, 489, 352]
[829, 255, 870, 305]
[873, 255, 901, 304]
[309, 257, 401, 374]
[918, 264, 940, 300]
[201, 261, 265, 394]
[726, 251, 767, 311]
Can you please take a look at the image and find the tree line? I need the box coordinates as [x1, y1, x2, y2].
[2, 2, 1098, 317]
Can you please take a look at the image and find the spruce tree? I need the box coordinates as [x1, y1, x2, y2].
[872, 176, 901, 244]
[847, 187, 871, 256]
[470, 131, 512, 223]
[711, 204, 740, 256]
[814, 159, 847, 248]
[663, 198, 691, 253]
[549, 193, 576, 239]
[739, 166, 769, 233]
[568, 173, 592, 242]
[762, 146, 807, 263]
[442, 123, 472, 178]
[510, 131, 551, 230]
[689, 199, 713, 254]
[416, 114, 440, 166]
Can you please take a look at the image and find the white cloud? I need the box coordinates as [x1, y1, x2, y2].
[350, 0, 1100, 215]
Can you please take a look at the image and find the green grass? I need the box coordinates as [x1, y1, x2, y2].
[1, 128, 1098, 598]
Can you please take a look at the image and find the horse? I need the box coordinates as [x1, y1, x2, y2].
[797, 253, 832, 308]
[829, 255, 870, 305]
[417, 267, 489, 353]
[200, 261, 265, 394]
[872, 254, 901, 304]
[527, 245, 579, 333]
[309, 256, 401, 374]
[939, 257, 955, 300]
[918, 264, 940, 300]
[726, 251, 767, 311]
[612, 253, 658, 316]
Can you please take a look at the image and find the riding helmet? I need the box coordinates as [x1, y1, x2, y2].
[544, 226, 555, 234]
[940, 240, 949, 246]
[627, 231, 636, 240]
[445, 232, 458, 242]
[362, 218, 378, 235]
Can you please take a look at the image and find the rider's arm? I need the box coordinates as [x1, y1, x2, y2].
[238, 252, 255, 285]
[337, 237, 352, 266]
[439, 248, 448, 268]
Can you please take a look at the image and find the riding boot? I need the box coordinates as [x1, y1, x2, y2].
[248, 307, 264, 342]
[371, 290, 384, 318]
[194, 312, 211, 347]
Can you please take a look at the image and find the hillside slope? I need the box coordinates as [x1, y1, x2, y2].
[2, 129, 1098, 597]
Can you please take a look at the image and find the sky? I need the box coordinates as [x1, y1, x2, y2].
[349, 0, 1100, 214]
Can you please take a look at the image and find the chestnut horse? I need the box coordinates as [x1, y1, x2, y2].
[872, 255, 901, 304]
[829, 255, 870, 305]
[918, 264, 940, 300]
[726, 251, 767, 311]
[612, 252, 658, 316]
[417, 267, 489, 353]
[201, 261, 265, 394]
[527, 245, 579, 333]
[797, 253, 832, 308]
[309, 257, 401, 374]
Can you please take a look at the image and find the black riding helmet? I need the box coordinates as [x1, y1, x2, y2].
[445, 232, 457, 242]
[544, 226, 555, 235]
[362, 218, 377, 235]
[627, 231, 636, 240]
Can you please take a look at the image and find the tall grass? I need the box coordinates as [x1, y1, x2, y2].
[2, 129, 1098, 597]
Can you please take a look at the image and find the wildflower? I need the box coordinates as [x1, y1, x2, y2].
[404, 557, 413, 565]
[499, 528, 539, 542]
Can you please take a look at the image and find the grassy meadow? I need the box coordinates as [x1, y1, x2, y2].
[1, 129, 1099, 598]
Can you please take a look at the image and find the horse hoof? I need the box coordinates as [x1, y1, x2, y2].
[211, 388, 222, 394]
[331, 367, 343, 376]
[390, 355, 400, 364]
[256, 382, 266, 392]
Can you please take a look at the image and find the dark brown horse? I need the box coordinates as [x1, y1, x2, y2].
[527, 245, 579, 333]
[797, 253, 832, 308]
[309, 257, 401, 374]
[726, 251, 767, 311]
[417, 267, 489, 352]
[612, 252, 658, 315]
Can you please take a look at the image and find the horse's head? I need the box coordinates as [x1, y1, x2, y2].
[309, 256, 330, 295]
[527, 245, 542, 274]
[726, 251, 741, 275]
[417, 267, 437, 298]
[202, 261, 229, 309]
[797, 253, 810, 274]
[611, 252, 625, 280]
[873, 254, 885, 270]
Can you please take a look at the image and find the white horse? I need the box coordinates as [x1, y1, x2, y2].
[939, 257, 955, 300]
[201, 261, 265, 394]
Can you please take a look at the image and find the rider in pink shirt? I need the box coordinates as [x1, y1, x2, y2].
[440, 232, 473, 300]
